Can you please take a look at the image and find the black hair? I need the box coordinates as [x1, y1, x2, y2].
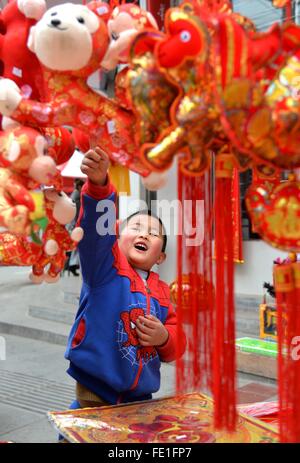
[120, 209, 167, 253]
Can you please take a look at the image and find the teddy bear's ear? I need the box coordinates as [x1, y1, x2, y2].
[27, 25, 36, 53]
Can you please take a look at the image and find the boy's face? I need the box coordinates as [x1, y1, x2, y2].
[118, 214, 166, 271]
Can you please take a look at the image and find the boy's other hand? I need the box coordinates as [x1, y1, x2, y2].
[81, 147, 110, 186]
[136, 314, 169, 347]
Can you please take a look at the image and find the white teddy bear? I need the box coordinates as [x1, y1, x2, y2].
[0, 2, 103, 115]
[27, 3, 101, 71]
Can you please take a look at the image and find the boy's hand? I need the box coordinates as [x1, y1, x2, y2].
[136, 314, 169, 347]
[81, 147, 110, 186]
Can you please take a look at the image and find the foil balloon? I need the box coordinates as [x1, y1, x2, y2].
[211, 13, 300, 170]
[127, 31, 179, 149]
[138, 6, 213, 176]
[128, 2, 300, 175]
[246, 177, 300, 252]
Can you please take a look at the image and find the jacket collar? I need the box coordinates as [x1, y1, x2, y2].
[112, 242, 169, 306]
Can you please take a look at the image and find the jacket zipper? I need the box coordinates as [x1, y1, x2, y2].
[145, 285, 151, 314]
[129, 283, 151, 392]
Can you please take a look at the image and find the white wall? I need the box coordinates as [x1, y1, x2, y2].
[234, 241, 287, 295]
[232, 0, 283, 31]
[118, 171, 142, 220]
[156, 161, 178, 285]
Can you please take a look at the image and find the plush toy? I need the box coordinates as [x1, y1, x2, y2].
[2, 116, 76, 166]
[0, 126, 59, 234]
[0, 0, 77, 166]
[101, 4, 159, 114]
[0, 2, 169, 186]
[74, 3, 168, 191]
[29, 189, 84, 283]
[0, 0, 46, 101]
[0, 231, 40, 266]
[0, 189, 84, 284]
[42, 126, 75, 165]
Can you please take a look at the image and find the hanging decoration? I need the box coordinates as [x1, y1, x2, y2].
[124, 1, 300, 178]
[213, 153, 237, 430]
[246, 174, 300, 252]
[175, 165, 214, 401]
[0, 0, 47, 102]
[29, 189, 84, 283]
[0, 0, 77, 169]
[0, 126, 60, 236]
[0, 2, 165, 186]
[273, 253, 300, 443]
[0, 189, 83, 284]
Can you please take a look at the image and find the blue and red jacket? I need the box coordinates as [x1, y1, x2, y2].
[65, 179, 186, 405]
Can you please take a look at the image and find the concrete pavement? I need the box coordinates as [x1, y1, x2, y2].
[0, 266, 277, 443]
[0, 334, 176, 443]
[0, 266, 177, 443]
[0, 334, 74, 443]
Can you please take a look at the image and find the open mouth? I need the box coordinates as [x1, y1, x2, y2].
[48, 24, 68, 31]
[134, 242, 148, 252]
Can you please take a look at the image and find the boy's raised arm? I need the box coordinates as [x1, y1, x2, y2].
[80, 148, 110, 187]
[77, 148, 117, 287]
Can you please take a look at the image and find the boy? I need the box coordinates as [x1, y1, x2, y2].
[65, 148, 186, 408]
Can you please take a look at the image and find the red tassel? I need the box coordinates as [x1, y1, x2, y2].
[175, 163, 214, 395]
[175, 152, 237, 432]
[213, 153, 237, 431]
[274, 258, 300, 442]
